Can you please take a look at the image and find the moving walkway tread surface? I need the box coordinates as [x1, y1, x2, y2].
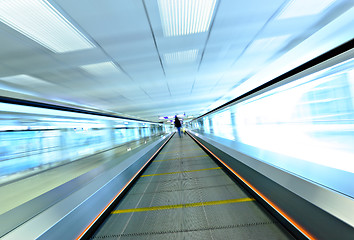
[90, 134, 295, 239]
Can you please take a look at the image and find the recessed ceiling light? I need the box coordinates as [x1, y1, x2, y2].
[164, 49, 198, 64]
[81, 62, 120, 76]
[157, 0, 217, 36]
[0, 0, 94, 53]
[277, 0, 336, 19]
[0, 74, 52, 85]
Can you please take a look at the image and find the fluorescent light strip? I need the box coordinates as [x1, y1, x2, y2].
[277, 0, 336, 19]
[158, 0, 217, 36]
[164, 49, 198, 64]
[0, 74, 52, 86]
[81, 62, 120, 76]
[0, 0, 94, 53]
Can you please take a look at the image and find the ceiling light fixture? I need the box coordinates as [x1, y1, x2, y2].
[81, 62, 120, 76]
[0, 0, 94, 53]
[277, 0, 336, 19]
[157, 0, 217, 36]
[164, 49, 198, 64]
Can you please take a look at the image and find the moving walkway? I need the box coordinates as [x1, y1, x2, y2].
[2, 131, 353, 239]
[89, 133, 295, 239]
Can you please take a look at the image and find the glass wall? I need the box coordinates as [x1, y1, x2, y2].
[0, 106, 170, 182]
[191, 58, 354, 197]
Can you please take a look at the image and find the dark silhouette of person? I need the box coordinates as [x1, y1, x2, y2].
[174, 115, 182, 137]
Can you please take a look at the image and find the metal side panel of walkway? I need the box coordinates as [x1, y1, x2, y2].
[90, 133, 295, 239]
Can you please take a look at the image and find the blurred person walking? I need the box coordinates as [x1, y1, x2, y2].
[174, 115, 182, 137]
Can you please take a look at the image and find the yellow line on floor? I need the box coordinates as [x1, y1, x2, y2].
[154, 154, 209, 162]
[111, 197, 255, 214]
[141, 167, 221, 177]
[158, 148, 201, 154]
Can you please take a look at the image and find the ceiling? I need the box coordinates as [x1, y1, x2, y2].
[0, 0, 353, 122]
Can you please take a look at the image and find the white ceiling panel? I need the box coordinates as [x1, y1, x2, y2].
[0, 22, 50, 59]
[0, 0, 352, 122]
[196, 0, 286, 94]
[53, 49, 110, 70]
[56, 0, 165, 76]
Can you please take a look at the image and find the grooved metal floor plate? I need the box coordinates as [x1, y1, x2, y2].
[91, 134, 295, 239]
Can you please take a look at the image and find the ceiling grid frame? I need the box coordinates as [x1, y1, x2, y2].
[54, 0, 151, 99]
[0, 0, 351, 121]
[142, 0, 171, 97]
[207, 0, 291, 95]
